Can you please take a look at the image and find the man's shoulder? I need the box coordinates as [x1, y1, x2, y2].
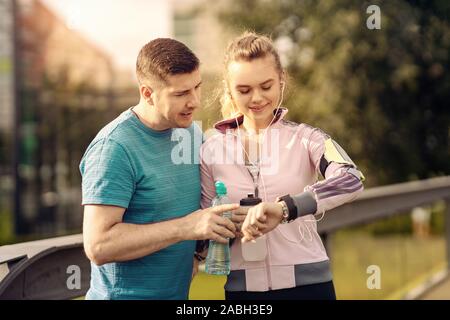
[82, 110, 136, 159]
[186, 121, 203, 138]
[94, 109, 137, 143]
[173, 121, 204, 145]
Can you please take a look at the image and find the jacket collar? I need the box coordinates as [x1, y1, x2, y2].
[213, 107, 289, 134]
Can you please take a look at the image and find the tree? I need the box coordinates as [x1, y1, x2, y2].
[218, 0, 450, 186]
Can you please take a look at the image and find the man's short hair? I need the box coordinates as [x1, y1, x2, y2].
[136, 38, 200, 86]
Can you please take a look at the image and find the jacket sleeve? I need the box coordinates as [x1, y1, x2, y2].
[291, 127, 365, 217]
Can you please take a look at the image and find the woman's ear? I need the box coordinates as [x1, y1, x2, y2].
[279, 72, 287, 95]
[280, 72, 286, 88]
[223, 80, 232, 97]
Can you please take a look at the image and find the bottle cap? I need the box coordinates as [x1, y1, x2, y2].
[215, 181, 227, 196]
[240, 193, 262, 206]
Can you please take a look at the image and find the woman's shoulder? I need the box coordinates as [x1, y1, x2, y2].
[201, 128, 230, 149]
[279, 120, 332, 148]
[279, 119, 324, 135]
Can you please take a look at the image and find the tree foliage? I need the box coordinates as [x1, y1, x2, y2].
[219, 0, 450, 186]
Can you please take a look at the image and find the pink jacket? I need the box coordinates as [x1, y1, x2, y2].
[200, 108, 364, 292]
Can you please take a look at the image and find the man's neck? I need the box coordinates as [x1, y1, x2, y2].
[133, 101, 170, 131]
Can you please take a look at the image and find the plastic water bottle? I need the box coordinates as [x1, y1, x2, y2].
[205, 181, 232, 275]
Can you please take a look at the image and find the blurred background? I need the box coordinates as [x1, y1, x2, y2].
[0, 0, 449, 299]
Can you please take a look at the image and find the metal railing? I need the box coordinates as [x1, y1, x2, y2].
[1, 176, 449, 300]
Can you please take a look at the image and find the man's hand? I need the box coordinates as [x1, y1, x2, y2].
[182, 203, 239, 244]
[241, 202, 283, 243]
[230, 207, 250, 238]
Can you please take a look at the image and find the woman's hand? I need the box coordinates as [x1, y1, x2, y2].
[241, 202, 284, 243]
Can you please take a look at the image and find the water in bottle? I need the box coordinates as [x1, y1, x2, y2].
[205, 181, 232, 275]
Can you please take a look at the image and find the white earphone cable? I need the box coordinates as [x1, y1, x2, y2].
[229, 81, 323, 243]
[232, 82, 285, 201]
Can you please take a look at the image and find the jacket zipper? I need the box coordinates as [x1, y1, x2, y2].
[266, 233, 272, 290]
[239, 133, 273, 291]
[244, 166, 272, 290]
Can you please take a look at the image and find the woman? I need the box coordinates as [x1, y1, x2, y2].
[199, 32, 365, 300]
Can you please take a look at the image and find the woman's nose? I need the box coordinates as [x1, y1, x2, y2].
[251, 89, 264, 104]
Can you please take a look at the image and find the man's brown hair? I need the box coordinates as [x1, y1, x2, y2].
[136, 38, 199, 86]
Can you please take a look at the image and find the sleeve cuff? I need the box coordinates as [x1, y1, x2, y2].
[81, 196, 130, 209]
[291, 191, 317, 217]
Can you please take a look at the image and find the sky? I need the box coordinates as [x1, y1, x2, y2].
[41, 0, 172, 72]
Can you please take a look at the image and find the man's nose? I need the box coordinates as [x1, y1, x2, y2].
[187, 90, 201, 108]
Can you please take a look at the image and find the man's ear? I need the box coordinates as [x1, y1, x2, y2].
[140, 85, 154, 105]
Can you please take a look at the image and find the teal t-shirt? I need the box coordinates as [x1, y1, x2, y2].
[79, 109, 202, 299]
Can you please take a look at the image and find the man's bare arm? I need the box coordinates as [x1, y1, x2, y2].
[83, 203, 238, 266]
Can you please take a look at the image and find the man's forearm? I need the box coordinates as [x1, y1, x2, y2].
[87, 217, 188, 265]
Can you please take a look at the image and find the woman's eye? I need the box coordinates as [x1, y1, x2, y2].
[262, 86, 272, 91]
[239, 90, 250, 95]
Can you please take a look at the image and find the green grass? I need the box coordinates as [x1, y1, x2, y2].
[331, 231, 446, 299]
[188, 231, 446, 300]
[189, 271, 227, 300]
[0, 210, 14, 245]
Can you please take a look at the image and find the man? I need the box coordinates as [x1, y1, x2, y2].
[80, 38, 237, 300]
